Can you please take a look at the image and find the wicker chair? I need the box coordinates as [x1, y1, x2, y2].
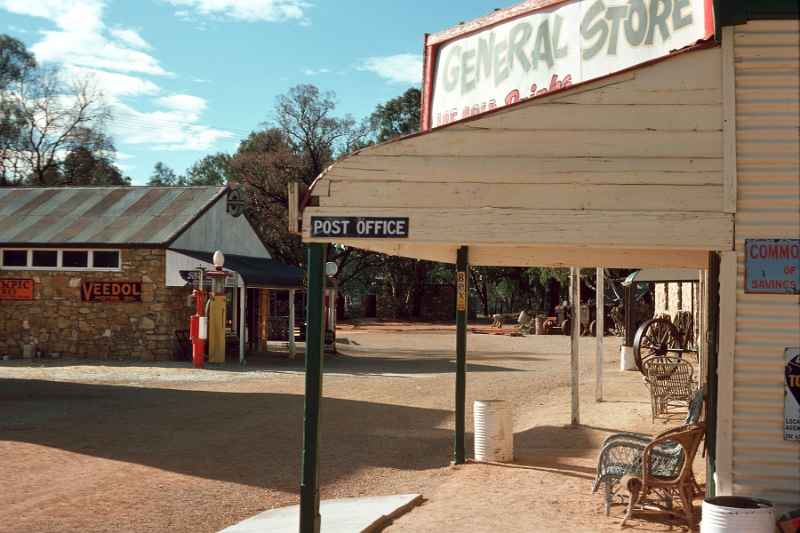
[644, 357, 695, 422]
[620, 424, 706, 529]
[592, 388, 704, 515]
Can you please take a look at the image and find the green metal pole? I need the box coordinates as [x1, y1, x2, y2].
[300, 243, 326, 533]
[454, 246, 469, 464]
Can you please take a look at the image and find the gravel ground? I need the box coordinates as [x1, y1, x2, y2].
[0, 325, 698, 533]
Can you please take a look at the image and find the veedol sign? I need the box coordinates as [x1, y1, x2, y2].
[426, 0, 713, 128]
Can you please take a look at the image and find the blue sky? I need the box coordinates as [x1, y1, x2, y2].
[1, 0, 500, 184]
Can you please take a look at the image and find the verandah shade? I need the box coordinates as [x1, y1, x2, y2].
[172, 249, 304, 289]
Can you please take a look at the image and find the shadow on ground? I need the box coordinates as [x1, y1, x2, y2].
[0, 378, 456, 494]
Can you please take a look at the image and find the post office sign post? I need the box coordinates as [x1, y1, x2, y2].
[310, 217, 409, 239]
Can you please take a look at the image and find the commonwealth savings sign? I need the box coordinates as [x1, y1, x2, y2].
[423, 0, 714, 129]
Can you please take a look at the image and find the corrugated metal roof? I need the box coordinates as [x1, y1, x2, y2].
[0, 186, 226, 246]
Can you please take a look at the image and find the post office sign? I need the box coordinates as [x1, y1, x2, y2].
[81, 281, 142, 303]
[0, 278, 34, 300]
[745, 239, 800, 294]
[310, 217, 409, 238]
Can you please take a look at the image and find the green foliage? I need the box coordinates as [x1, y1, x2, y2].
[60, 146, 130, 186]
[147, 162, 181, 186]
[184, 153, 233, 186]
[0, 34, 115, 186]
[370, 88, 421, 143]
[0, 35, 35, 89]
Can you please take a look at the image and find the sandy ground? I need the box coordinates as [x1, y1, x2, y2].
[0, 324, 701, 533]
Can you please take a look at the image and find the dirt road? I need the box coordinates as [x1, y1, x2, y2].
[0, 327, 676, 532]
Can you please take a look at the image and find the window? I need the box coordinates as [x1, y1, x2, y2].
[32, 250, 58, 268]
[0, 248, 122, 271]
[2, 249, 27, 267]
[62, 251, 89, 268]
[92, 251, 119, 269]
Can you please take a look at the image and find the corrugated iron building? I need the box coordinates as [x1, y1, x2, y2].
[715, 8, 800, 511]
[0, 186, 302, 360]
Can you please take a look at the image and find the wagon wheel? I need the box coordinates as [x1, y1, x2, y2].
[589, 320, 597, 337]
[633, 318, 683, 374]
[543, 319, 556, 335]
[561, 319, 571, 336]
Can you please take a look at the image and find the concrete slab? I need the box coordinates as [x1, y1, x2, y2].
[218, 494, 423, 533]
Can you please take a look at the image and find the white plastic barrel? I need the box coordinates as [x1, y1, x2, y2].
[620, 345, 636, 371]
[701, 497, 775, 533]
[473, 400, 514, 462]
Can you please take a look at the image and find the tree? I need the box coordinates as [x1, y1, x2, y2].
[0, 35, 35, 89]
[230, 85, 371, 271]
[0, 35, 114, 186]
[231, 128, 305, 265]
[61, 146, 129, 186]
[275, 84, 367, 179]
[147, 162, 181, 186]
[0, 35, 36, 186]
[184, 153, 232, 186]
[370, 88, 421, 142]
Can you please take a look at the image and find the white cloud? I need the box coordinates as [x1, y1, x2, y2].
[157, 94, 207, 114]
[33, 30, 168, 76]
[65, 66, 161, 97]
[0, 0, 104, 30]
[110, 100, 234, 152]
[109, 28, 151, 50]
[0, 0, 234, 154]
[303, 67, 330, 76]
[165, 0, 310, 22]
[359, 54, 422, 85]
[0, 1, 168, 76]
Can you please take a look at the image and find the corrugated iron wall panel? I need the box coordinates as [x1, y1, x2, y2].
[732, 19, 800, 508]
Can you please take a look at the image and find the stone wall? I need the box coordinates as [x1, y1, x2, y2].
[0, 248, 192, 361]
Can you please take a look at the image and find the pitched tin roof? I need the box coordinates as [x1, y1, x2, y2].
[0, 186, 227, 246]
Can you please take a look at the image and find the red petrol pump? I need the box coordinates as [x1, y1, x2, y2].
[190, 287, 207, 368]
[189, 268, 207, 368]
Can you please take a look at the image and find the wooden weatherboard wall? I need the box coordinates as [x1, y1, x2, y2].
[718, 19, 800, 510]
[303, 47, 733, 268]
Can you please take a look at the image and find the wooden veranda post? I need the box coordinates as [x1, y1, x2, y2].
[300, 243, 326, 533]
[595, 267, 604, 402]
[570, 267, 581, 425]
[454, 246, 469, 464]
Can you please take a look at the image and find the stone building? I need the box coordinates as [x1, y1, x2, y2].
[0, 186, 302, 361]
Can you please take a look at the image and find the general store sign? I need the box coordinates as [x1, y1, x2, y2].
[785, 347, 800, 441]
[310, 217, 409, 238]
[81, 281, 142, 303]
[745, 239, 800, 294]
[0, 278, 34, 300]
[426, 0, 713, 128]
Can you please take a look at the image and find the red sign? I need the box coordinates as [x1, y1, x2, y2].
[0, 278, 34, 300]
[81, 281, 142, 303]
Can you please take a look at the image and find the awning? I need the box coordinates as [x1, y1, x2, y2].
[300, 46, 733, 269]
[167, 249, 304, 289]
[623, 268, 701, 286]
